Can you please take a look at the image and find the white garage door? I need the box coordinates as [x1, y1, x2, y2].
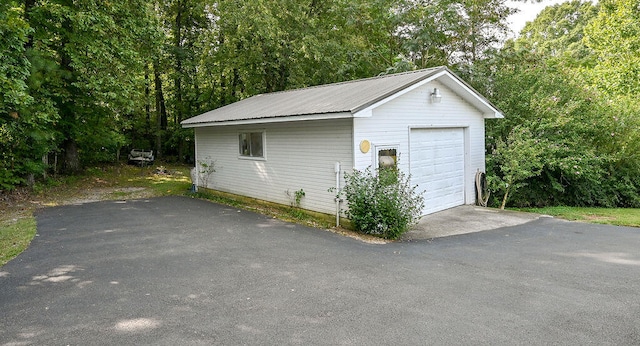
[410, 128, 465, 215]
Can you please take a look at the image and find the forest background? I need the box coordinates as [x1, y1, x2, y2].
[1, 0, 638, 208]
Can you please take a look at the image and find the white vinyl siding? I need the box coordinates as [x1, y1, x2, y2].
[195, 118, 353, 214]
[353, 81, 486, 214]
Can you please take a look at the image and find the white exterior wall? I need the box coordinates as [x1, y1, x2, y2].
[194, 118, 353, 215]
[353, 81, 486, 208]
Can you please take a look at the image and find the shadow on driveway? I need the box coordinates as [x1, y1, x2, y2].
[1, 196, 639, 344]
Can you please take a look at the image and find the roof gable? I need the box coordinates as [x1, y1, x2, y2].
[182, 66, 502, 128]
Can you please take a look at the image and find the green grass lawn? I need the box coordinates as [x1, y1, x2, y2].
[0, 216, 36, 267]
[518, 206, 640, 228]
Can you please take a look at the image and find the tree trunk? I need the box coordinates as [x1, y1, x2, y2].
[231, 68, 240, 101]
[500, 186, 511, 210]
[145, 64, 151, 139]
[63, 139, 80, 174]
[178, 140, 184, 164]
[26, 174, 35, 187]
[174, 1, 184, 124]
[59, 15, 79, 173]
[154, 65, 167, 160]
[42, 154, 48, 180]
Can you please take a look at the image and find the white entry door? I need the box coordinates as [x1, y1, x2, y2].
[410, 128, 465, 215]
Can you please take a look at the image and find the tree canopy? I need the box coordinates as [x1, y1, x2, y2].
[1, 0, 638, 208]
[479, 0, 640, 207]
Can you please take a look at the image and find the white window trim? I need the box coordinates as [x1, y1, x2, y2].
[238, 130, 267, 160]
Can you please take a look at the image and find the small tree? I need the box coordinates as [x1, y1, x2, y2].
[490, 126, 544, 209]
[341, 166, 424, 240]
[196, 157, 216, 188]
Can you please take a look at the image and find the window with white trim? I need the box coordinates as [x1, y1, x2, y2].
[377, 147, 398, 169]
[239, 131, 264, 158]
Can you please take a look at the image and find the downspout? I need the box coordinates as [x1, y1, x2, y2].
[192, 129, 199, 192]
[335, 162, 340, 227]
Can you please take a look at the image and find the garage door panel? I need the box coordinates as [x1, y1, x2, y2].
[410, 128, 465, 215]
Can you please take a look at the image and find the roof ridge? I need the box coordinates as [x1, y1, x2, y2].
[256, 66, 445, 97]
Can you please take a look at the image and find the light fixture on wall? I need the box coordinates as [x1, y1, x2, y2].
[430, 88, 442, 103]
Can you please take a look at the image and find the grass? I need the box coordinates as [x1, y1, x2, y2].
[517, 206, 640, 227]
[191, 189, 336, 229]
[0, 217, 36, 267]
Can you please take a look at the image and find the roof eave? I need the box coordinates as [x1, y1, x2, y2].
[484, 111, 504, 119]
[181, 111, 353, 128]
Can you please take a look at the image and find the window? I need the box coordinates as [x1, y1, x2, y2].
[239, 132, 264, 158]
[378, 148, 397, 169]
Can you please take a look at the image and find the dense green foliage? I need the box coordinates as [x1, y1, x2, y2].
[1, 0, 638, 209]
[341, 167, 424, 239]
[475, 0, 640, 208]
[0, 2, 39, 189]
[490, 126, 544, 209]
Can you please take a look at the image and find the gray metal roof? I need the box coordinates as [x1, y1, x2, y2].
[182, 67, 446, 127]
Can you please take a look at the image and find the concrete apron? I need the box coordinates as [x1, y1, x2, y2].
[401, 205, 542, 241]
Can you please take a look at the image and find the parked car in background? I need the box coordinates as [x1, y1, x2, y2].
[127, 149, 155, 166]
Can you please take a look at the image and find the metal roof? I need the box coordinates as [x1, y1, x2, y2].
[181, 66, 502, 127]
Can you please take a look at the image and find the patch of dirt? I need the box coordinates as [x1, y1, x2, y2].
[62, 187, 153, 205]
[0, 188, 36, 225]
[0, 187, 31, 206]
[583, 215, 615, 221]
[0, 186, 158, 223]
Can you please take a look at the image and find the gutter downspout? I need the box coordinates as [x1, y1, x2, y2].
[335, 162, 342, 228]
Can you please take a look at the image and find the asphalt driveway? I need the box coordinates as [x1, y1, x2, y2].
[1, 196, 639, 345]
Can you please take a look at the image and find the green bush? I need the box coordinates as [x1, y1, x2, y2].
[341, 167, 424, 240]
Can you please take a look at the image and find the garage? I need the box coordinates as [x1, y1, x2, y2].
[410, 128, 466, 215]
[184, 66, 502, 217]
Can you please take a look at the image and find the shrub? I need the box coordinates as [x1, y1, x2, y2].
[341, 167, 424, 239]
